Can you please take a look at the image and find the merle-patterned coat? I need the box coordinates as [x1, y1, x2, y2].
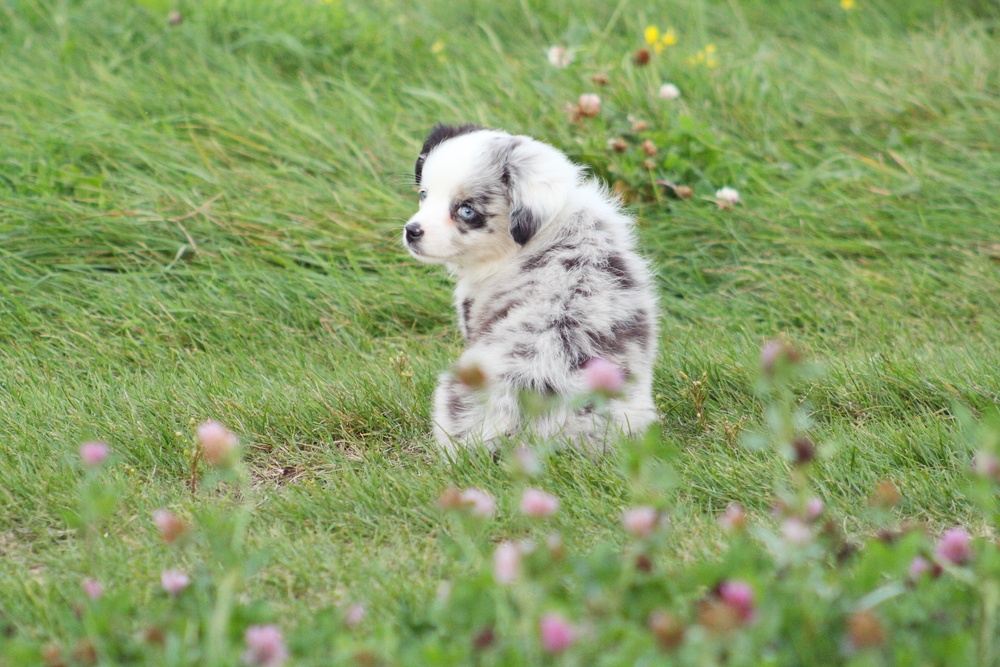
[403, 124, 658, 454]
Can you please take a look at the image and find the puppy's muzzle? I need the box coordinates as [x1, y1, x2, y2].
[404, 222, 424, 245]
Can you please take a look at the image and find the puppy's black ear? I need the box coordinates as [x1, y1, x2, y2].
[415, 123, 483, 186]
[508, 206, 539, 246]
[501, 136, 581, 246]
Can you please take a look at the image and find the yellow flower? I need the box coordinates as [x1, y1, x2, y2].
[840, 0, 855, 9]
[647, 26, 677, 53]
[688, 44, 719, 69]
[430, 39, 446, 62]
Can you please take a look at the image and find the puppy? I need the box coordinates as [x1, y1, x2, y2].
[404, 123, 658, 454]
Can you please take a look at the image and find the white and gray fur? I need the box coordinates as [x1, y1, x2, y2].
[403, 123, 658, 455]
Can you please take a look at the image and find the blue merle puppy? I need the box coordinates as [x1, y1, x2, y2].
[403, 123, 658, 455]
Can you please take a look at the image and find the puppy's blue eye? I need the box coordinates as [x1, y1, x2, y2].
[456, 205, 475, 220]
[419, 190, 427, 202]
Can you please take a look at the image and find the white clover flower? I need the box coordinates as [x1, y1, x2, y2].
[715, 186, 741, 208]
[546, 45, 574, 68]
[577, 93, 601, 117]
[658, 83, 681, 100]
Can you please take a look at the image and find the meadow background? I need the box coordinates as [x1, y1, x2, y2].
[1, 0, 998, 663]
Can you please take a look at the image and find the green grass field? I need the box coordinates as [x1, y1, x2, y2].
[1, 0, 999, 662]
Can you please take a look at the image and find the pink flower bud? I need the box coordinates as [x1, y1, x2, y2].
[196, 420, 238, 466]
[935, 527, 972, 565]
[493, 541, 521, 585]
[79, 441, 110, 467]
[520, 489, 560, 518]
[973, 451, 1000, 480]
[908, 556, 934, 581]
[718, 580, 755, 624]
[582, 357, 625, 396]
[514, 446, 542, 476]
[82, 577, 103, 600]
[160, 570, 190, 596]
[781, 518, 812, 545]
[759, 340, 801, 375]
[459, 488, 496, 518]
[719, 503, 746, 532]
[152, 510, 188, 544]
[848, 610, 885, 649]
[577, 93, 601, 117]
[622, 506, 659, 538]
[805, 497, 824, 522]
[539, 613, 575, 653]
[242, 625, 289, 667]
[345, 604, 366, 629]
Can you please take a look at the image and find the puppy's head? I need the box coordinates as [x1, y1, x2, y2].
[403, 123, 582, 267]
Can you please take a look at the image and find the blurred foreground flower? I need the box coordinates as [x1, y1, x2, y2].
[152, 510, 188, 544]
[935, 527, 972, 565]
[805, 497, 825, 521]
[345, 604, 366, 629]
[658, 83, 680, 100]
[460, 488, 496, 517]
[622, 506, 659, 538]
[649, 610, 685, 649]
[972, 451, 1000, 481]
[520, 489, 560, 518]
[82, 577, 104, 601]
[454, 361, 488, 390]
[719, 503, 746, 532]
[715, 186, 741, 209]
[539, 613, 575, 653]
[79, 441, 110, 468]
[840, 0, 856, 10]
[513, 446, 543, 477]
[718, 580, 756, 623]
[908, 556, 938, 581]
[493, 541, 521, 585]
[760, 339, 801, 375]
[582, 357, 625, 397]
[847, 610, 885, 649]
[701, 580, 755, 631]
[546, 45, 573, 68]
[197, 420, 238, 466]
[438, 486, 496, 517]
[161, 570, 190, 596]
[781, 518, 812, 545]
[577, 93, 601, 118]
[243, 625, 289, 667]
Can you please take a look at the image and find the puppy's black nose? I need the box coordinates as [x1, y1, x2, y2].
[405, 222, 424, 243]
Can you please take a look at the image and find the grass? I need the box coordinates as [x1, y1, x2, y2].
[1, 0, 998, 659]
